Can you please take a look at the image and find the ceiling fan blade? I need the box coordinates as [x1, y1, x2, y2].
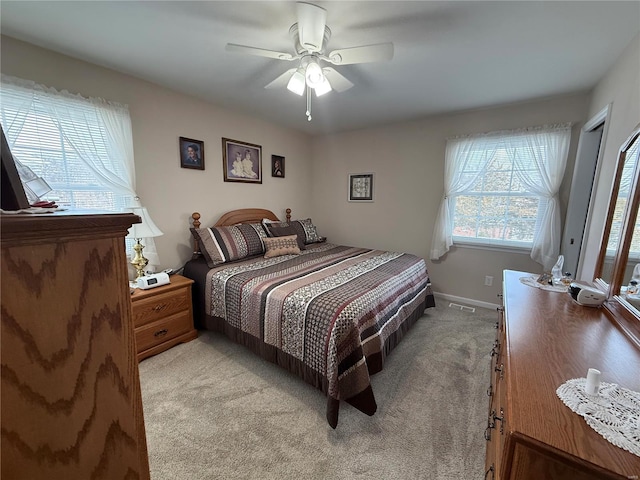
[264, 69, 297, 89]
[226, 43, 297, 61]
[296, 2, 327, 52]
[322, 67, 354, 93]
[326, 43, 394, 65]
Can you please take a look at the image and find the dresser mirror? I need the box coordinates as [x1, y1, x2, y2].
[595, 123, 640, 344]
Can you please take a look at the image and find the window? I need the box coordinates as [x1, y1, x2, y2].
[0, 75, 159, 265]
[431, 124, 571, 270]
[451, 146, 547, 249]
[0, 76, 136, 212]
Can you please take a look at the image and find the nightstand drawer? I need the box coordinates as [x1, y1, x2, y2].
[132, 288, 190, 327]
[135, 311, 192, 352]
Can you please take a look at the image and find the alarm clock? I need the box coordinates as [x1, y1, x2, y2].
[137, 272, 170, 290]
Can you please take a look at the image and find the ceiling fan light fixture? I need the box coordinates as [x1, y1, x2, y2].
[287, 69, 306, 96]
[305, 60, 324, 87]
[314, 76, 332, 97]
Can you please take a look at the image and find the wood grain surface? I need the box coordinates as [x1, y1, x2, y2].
[500, 270, 640, 479]
[1, 213, 149, 480]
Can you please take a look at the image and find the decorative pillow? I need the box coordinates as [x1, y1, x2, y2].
[297, 218, 323, 244]
[266, 224, 306, 250]
[264, 218, 324, 245]
[191, 223, 267, 267]
[263, 235, 301, 258]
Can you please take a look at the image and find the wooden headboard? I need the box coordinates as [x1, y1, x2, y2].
[190, 208, 292, 255]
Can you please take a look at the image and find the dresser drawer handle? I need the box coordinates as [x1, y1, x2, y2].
[153, 304, 167, 312]
[485, 465, 495, 480]
[154, 329, 168, 338]
[495, 364, 504, 379]
[493, 408, 505, 434]
[484, 410, 496, 440]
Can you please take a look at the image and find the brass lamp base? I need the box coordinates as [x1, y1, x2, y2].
[130, 239, 148, 281]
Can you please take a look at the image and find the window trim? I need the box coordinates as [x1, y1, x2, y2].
[451, 236, 533, 254]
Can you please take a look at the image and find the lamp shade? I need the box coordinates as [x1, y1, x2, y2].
[287, 69, 306, 96]
[314, 76, 332, 97]
[127, 206, 163, 239]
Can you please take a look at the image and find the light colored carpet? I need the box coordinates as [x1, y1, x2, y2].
[138, 301, 496, 480]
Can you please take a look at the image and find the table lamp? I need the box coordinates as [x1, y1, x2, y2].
[127, 206, 163, 281]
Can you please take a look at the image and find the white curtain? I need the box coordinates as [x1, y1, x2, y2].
[430, 124, 571, 270]
[1, 74, 138, 196]
[506, 126, 571, 270]
[0, 74, 159, 265]
[429, 136, 498, 260]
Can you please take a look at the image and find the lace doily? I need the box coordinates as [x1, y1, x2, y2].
[519, 275, 568, 293]
[556, 378, 640, 457]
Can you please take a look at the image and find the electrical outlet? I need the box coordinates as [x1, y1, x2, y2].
[485, 275, 494, 286]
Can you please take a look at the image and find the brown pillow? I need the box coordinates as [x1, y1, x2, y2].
[267, 224, 305, 250]
[263, 217, 324, 244]
[263, 235, 301, 258]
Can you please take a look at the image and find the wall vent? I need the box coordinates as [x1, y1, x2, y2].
[448, 302, 476, 313]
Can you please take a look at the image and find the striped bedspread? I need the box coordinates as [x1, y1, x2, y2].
[203, 243, 434, 427]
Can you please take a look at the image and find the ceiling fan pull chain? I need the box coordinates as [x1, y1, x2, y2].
[306, 86, 312, 121]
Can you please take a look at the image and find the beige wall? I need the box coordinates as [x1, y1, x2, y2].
[580, 33, 640, 281]
[0, 36, 312, 271]
[5, 32, 635, 306]
[310, 95, 590, 305]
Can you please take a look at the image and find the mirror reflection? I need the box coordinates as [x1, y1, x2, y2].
[621, 138, 640, 299]
[601, 136, 640, 286]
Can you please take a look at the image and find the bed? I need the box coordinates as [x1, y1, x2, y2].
[182, 208, 435, 428]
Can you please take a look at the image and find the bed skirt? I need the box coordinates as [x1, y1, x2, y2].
[202, 294, 434, 428]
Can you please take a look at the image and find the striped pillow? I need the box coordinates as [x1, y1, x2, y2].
[191, 223, 267, 267]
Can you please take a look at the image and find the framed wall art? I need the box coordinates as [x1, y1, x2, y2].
[222, 138, 262, 184]
[271, 155, 285, 178]
[179, 137, 205, 170]
[348, 173, 374, 202]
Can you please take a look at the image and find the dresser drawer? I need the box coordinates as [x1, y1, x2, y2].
[132, 288, 190, 327]
[135, 311, 193, 352]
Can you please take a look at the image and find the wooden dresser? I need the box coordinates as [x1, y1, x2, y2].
[131, 274, 197, 361]
[1, 212, 150, 480]
[485, 270, 640, 480]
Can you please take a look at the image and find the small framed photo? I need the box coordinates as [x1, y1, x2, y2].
[272, 155, 285, 178]
[222, 138, 262, 184]
[179, 137, 204, 170]
[348, 173, 374, 202]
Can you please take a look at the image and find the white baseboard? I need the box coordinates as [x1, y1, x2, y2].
[433, 292, 500, 311]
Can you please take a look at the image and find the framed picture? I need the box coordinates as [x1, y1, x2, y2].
[179, 137, 205, 170]
[222, 138, 262, 183]
[272, 155, 285, 178]
[348, 173, 375, 202]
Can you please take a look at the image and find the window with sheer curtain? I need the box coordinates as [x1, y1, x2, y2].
[430, 124, 572, 271]
[0, 74, 159, 265]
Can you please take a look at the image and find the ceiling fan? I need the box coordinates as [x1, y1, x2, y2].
[225, 2, 394, 121]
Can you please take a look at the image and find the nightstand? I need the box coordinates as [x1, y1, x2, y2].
[131, 274, 197, 361]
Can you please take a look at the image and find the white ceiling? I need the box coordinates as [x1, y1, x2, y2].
[1, 1, 639, 135]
